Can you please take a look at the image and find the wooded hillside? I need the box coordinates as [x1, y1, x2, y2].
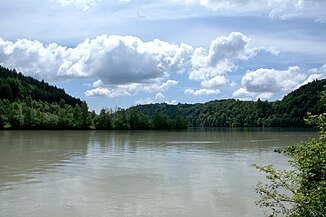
[132, 79, 326, 127]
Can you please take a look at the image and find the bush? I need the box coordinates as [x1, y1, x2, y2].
[254, 89, 326, 217]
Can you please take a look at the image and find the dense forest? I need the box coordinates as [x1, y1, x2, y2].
[132, 79, 326, 128]
[0, 65, 325, 130]
[0, 66, 186, 130]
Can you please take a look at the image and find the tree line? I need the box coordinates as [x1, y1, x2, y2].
[0, 98, 187, 130]
[0, 65, 325, 130]
[0, 66, 186, 130]
[133, 79, 326, 128]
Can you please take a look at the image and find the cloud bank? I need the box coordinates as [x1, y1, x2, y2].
[0, 35, 192, 97]
[0, 32, 264, 97]
[177, 0, 326, 20]
[56, 0, 326, 21]
[1, 32, 322, 100]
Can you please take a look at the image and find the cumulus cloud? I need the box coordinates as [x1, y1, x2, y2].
[201, 75, 229, 88]
[85, 87, 130, 98]
[232, 87, 255, 99]
[234, 64, 326, 100]
[184, 88, 220, 96]
[177, 0, 326, 20]
[92, 79, 104, 88]
[0, 35, 191, 97]
[189, 32, 257, 81]
[84, 79, 179, 98]
[242, 66, 305, 93]
[0, 32, 275, 98]
[84, 87, 130, 98]
[188, 32, 267, 94]
[84, 88, 110, 97]
[295, 64, 326, 88]
[158, 80, 179, 91]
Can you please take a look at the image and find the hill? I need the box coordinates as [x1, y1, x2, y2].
[131, 79, 326, 128]
[0, 66, 185, 130]
[0, 66, 90, 129]
[0, 66, 81, 106]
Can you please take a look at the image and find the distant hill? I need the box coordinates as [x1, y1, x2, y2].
[280, 80, 326, 115]
[132, 79, 326, 128]
[0, 66, 81, 106]
[0, 65, 88, 130]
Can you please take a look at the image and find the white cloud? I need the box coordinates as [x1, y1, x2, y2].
[133, 93, 169, 105]
[232, 87, 255, 99]
[0, 32, 277, 99]
[165, 100, 178, 105]
[295, 64, 326, 88]
[85, 87, 130, 98]
[184, 88, 220, 96]
[155, 92, 165, 100]
[134, 98, 155, 105]
[242, 66, 305, 93]
[177, 0, 326, 20]
[189, 32, 258, 81]
[158, 80, 179, 91]
[92, 79, 104, 88]
[201, 75, 229, 88]
[0, 35, 190, 94]
[85, 80, 176, 98]
[232, 87, 274, 100]
[84, 88, 110, 97]
[234, 64, 326, 100]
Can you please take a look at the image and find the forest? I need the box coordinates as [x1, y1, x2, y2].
[133, 79, 326, 128]
[0, 65, 325, 130]
[0, 66, 186, 130]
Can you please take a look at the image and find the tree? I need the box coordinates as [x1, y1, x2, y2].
[80, 101, 91, 129]
[94, 108, 113, 130]
[112, 108, 129, 130]
[73, 104, 82, 129]
[127, 108, 150, 130]
[253, 89, 326, 217]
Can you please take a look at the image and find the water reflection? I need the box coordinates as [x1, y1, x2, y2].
[0, 129, 317, 217]
[0, 131, 89, 189]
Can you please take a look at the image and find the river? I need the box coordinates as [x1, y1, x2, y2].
[0, 129, 317, 217]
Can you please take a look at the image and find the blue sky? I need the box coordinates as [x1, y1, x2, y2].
[0, 0, 326, 112]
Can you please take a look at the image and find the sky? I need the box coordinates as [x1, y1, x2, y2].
[0, 0, 326, 112]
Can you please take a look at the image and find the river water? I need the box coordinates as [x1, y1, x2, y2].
[0, 129, 317, 217]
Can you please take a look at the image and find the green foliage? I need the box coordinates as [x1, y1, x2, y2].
[0, 66, 82, 106]
[94, 108, 113, 130]
[134, 80, 326, 128]
[0, 65, 325, 131]
[253, 89, 326, 217]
